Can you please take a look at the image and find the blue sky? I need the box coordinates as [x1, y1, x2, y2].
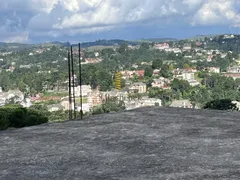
[0, 0, 239, 43]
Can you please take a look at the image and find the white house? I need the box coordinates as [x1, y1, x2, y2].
[71, 85, 92, 97]
[170, 100, 193, 108]
[129, 82, 147, 94]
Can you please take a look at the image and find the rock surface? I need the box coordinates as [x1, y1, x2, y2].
[1, 107, 240, 179]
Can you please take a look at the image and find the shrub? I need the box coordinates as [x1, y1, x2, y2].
[203, 99, 238, 111]
[0, 109, 9, 130]
[0, 106, 48, 130]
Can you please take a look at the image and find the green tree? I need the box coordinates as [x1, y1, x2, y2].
[140, 42, 150, 50]
[152, 59, 163, 69]
[204, 99, 238, 111]
[144, 66, 153, 77]
[159, 64, 171, 78]
[118, 43, 128, 54]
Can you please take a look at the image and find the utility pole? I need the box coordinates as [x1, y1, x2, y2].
[68, 51, 72, 120]
[70, 46, 76, 119]
[78, 43, 83, 119]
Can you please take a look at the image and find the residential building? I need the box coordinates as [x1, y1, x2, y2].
[176, 72, 195, 81]
[94, 52, 100, 57]
[124, 97, 162, 110]
[174, 69, 200, 86]
[129, 82, 147, 94]
[170, 100, 193, 109]
[153, 69, 160, 76]
[73, 85, 92, 97]
[207, 55, 213, 62]
[151, 77, 171, 89]
[120, 70, 135, 79]
[87, 89, 102, 107]
[154, 43, 169, 50]
[227, 66, 240, 73]
[47, 104, 64, 112]
[207, 67, 220, 73]
[223, 73, 240, 80]
[183, 44, 191, 51]
[135, 70, 145, 77]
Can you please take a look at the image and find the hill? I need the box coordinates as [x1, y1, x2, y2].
[136, 37, 178, 43]
[1, 107, 240, 179]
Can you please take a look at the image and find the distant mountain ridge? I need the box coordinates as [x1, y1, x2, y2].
[0, 34, 236, 50]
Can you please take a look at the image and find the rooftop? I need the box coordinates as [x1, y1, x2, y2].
[1, 107, 240, 179]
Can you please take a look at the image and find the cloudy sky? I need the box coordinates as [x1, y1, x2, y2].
[1, 0, 240, 43]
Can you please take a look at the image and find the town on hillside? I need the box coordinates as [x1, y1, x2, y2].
[0, 34, 240, 121]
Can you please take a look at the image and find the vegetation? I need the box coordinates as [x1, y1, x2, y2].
[92, 97, 125, 115]
[0, 35, 240, 127]
[203, 99, 238, 111]
[0, 105, 48, 130]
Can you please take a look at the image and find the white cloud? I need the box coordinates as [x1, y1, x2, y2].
[0, 0, 239, 42]
[4, 32, 29, 43]
[192, 0, 239, 26]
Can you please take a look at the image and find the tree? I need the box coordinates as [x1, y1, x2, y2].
[0, 71, 11, 91]
[169, 64, 174, 71]
[118, 43, 128, 54]
[152, 59, 163, 69]
[171, 79, 190, 96]
[183, 63, 190, 69]
[159, 64, 171, 78]
[204, 99, 238, 111]
[140, 43, 150, 50]
[144, 66, 153, 77]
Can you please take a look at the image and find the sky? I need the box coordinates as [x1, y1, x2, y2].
[0, 0, 240, 43]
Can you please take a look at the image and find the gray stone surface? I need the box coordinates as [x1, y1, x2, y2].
[1, 107, 240, 179]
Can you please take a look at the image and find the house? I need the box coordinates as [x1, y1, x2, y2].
[124, 97, 162, 110]
[221, 53, 227, 58]
[170, 100, 193, 109]
[0, 91, 7, 106]
[232, 101, 240, 110]
[183, 44, 191, 51]
[151, 77, 171, 89]
[101, 89, 129, 102]
[73, 85, 92, 97]
[227, 66, 240, 73]
[129, 82, 147, 93]
[173, 48, 182, 53]
[207, 67, 220, 73]
[87, 89, 102, 107]
[223, 73, 240, 80]
[207, 55, 213, 62]
[176, 72, 195, 81]
[83, 58, 103, 64]
[174, 69, 200, 86]
[153, 69, 160, 76]
[154, 43, 169, 50]
[75, 103, 91, 113]
[94, 52, 100, 57]
[135, 70, 145, 77]
[188, 80, 200, 86]
[120, 70, 135, 79]
[47, 104, 64, 112]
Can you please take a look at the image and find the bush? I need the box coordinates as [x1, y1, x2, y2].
[0, 106, 48, 130]
[0, 109, 9, 130]
[91, 97, 126, 115]
[203, 99, 238, 111]
[92, 106, 104, 115]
